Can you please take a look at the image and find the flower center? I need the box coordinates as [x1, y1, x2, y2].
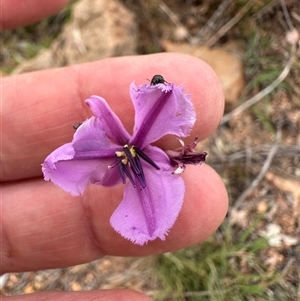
[111, 145, 160, 189]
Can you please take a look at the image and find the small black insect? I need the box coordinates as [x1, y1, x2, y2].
[150, 74, 168, 85]
[73, 122, 83, 130]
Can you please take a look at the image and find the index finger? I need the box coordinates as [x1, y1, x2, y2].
[0, 0, 69, 30]
[1, 53, 224, 181]
[2, 163, 228, 273]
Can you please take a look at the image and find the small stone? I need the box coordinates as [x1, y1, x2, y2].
[71, 281, 82, 291]
[173, 26, 189, 41]
[13, 0, 137, 74]
[24, 284, 35, 294]
[286, 29, 299, 46]
[257, 201, 268, 213]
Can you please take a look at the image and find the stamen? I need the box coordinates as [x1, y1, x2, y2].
[123, 145, 141, 175]
[115, 150, 124, 157]
[133, 147, 160, 170]
[111, 145, 159, 189]
[121, 164, 137, 188]
[134, 155, 146, 188]
[108, 155, 123, 169]
[116, 154, 127, 184]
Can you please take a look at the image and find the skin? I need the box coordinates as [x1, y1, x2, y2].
[1, 1, 228, 300]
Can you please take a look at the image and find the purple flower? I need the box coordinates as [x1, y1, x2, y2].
[42, 79, 198, 245]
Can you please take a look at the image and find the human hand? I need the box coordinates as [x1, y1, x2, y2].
[1, 1, 228, 300]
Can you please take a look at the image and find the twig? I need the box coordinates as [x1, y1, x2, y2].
[208, 144, 299, 182]
[220, 46, 296, 125]
[158, 1, 192, 42]
[204, 0, 255, 47]
[281, 258, 295, 276]
[183, 290, 222, 297]
[280, 0, 294, 30]
[233, 125, 283, 209]
[291, 12, 300, 23]
[254, 0, 280, 20]
[210, 144, 299, 164]
[233, 126, 282, 210]
[158, 1, 181, 27]
[192, 0, 232, 45]
[233, 143, 279, 210]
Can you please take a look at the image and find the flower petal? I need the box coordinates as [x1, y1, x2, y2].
[72, 117, 119, 158]
[130, 82, 196, 148]
[42, 117, 122, 195]
[110, 146, 185, 245]
[42, 150, 118, 196]
[86, 96, 131, 145]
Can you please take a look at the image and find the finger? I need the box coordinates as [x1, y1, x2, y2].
[1, 164, 228, 273]
[1, 53, 224, 181]
[0, 0, 69, 31]
[4, 290, 153, 301]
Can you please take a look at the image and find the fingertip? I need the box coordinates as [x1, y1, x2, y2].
[175, 163, 228, 244]
[1, 0, 69, 30]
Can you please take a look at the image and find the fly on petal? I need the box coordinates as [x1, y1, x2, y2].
[149, 74, 169, 85]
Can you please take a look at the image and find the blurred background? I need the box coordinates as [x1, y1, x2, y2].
[1, 0, 299, 300]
